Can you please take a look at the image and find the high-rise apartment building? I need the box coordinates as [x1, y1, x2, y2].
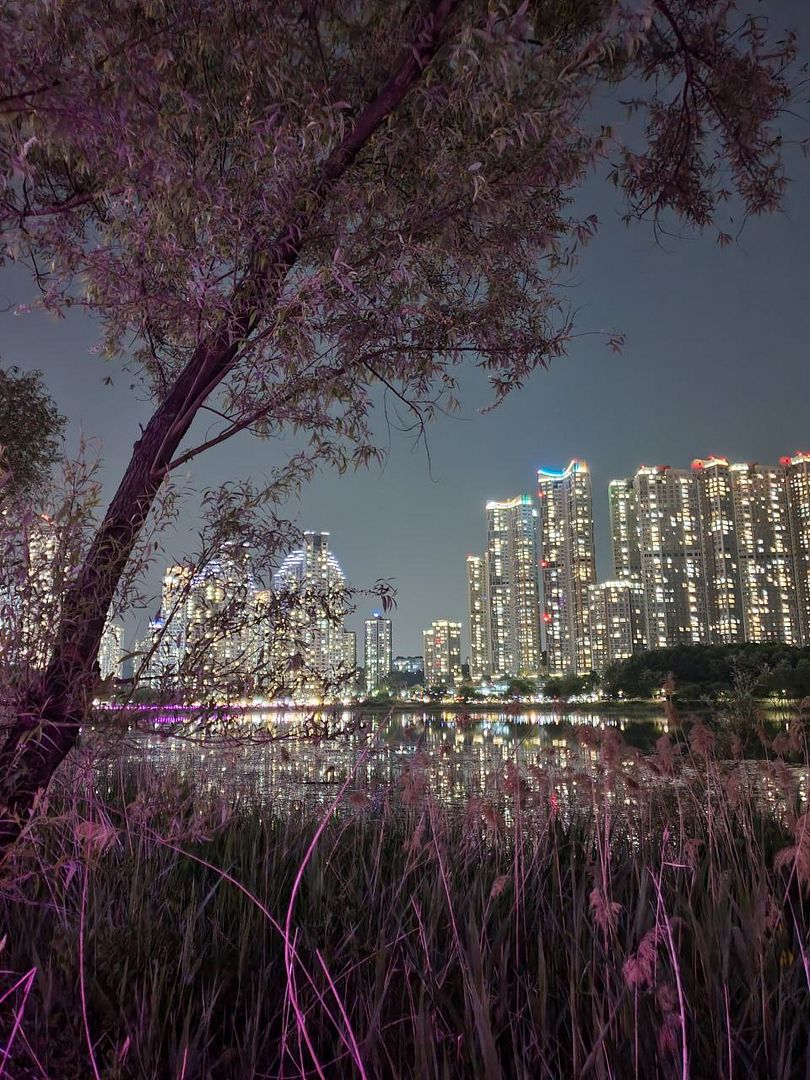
[466, 554, 491, 682]
[98, 621, 124, 681]
[485, 496, 541, 678]
[587, 581, 647, 670]
[154, 564, 193, 680]
[784, 452, 810, 645]
[422, 620, 462, 686]
[273, 531, 351, 689]
[633, 466, 706, 648]
[184, 545, 260, 693]
[14, 515, 61, 668]
[692, 458, 744, 644]
[537, 461, 597, 674]
[730, 462, 799, 644]
[343, 630, 358, 680]
[612, 456, 807, 652]
[364, 613, 392, 692]
[608, 478, 641, 580]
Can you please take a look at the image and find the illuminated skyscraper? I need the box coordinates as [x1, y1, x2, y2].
[784, 452, 810, 644]
[184, 545, 260, 693]
[97, 621, 124, 680]
[466, 554, 491, 682]
[485, 496, 541, 678]
[692, 458, 744, 644]
[343, 631, 358, 680]
[273, 531, 350, 689]
[422, 620, 462, 686]
[10, 514, 63, 669]
[633, 466, 706, 648]
[154, 563, 193, 680]
[587, 581, 647, 670]
[364, 613, 392, 692]
[608, 478, 641, 580]
[537, 461, 596, 674]
[730, 462, 799, 644]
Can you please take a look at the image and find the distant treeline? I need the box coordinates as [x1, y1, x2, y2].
[602, 643, 810, 701]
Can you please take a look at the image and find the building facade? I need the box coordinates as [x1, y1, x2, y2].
[152, 563, 193, 683]
[364, 613, 392, 692]
[730, 462, 799, 644]
[633, 466, 707, 649]
[485, 496, 541, 678]
[466, 554, 491, 682]
[422, 620, 462, 686]
[784, 452, 810, 645]
[135, 555, 257, 693]
[608, 478, 641, 580]
[610, 456, 810, 653]
[183, 545, 260, 694]
[537, 461, 597, 674]
[98, 621, 124, 681]
[343, 631, 358, 681]
[692, 458, 744, 644]
[587, 580, 647, 670]
[273, 531, 351, 692]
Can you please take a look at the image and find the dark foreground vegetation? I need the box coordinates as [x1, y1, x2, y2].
[2, 720, 810, 1079]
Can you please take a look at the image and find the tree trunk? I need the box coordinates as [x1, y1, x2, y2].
[0, 0, 460, 853]
[0, 336, 239, 850]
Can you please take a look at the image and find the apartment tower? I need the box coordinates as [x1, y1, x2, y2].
[485, 496, 541, 678]
[633, 466, 706, 648]
[422, 620, 462, 686]
[466, 554, 491, 682]
[273, 531, 350, 687]
[537, 461, 597, 674]
[608, 478, 641, 580]
[784, 452, 810, 644]
[364, 613, 392, 692]
[587, 580, 647, 670]
[692, 458, 744, 644]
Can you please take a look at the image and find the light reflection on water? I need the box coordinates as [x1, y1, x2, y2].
[102, 708, 674, 818]
[85, 707, 810, 849]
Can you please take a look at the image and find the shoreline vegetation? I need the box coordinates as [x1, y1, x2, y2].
[111, 643, 810, 717]
[2, 714, 809, 1078]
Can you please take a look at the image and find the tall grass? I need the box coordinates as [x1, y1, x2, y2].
[1, 725, 809, 1079]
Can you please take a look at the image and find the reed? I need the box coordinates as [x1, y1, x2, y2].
[1, 725, 808, 1079]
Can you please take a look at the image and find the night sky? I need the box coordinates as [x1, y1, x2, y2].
[2, 0, 809, 657]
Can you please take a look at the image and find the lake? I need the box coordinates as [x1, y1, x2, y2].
[85, 702, 809, 829]
[92, 705, 681, 811]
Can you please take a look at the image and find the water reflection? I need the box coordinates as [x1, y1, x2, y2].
[101, 708, 670, 817]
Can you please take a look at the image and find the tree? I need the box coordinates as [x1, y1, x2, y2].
[0, 0, 798, 847]
[503, 676, 537, 699]
[543, 671, 592, 699]
[456, 680, 482, 702]
[0, 365, 65, 500]
[381, 671, 422, 694]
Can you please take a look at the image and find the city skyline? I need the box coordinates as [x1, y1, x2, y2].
[122, 446, 810, 684]
[7, 242, 809, 660]
[3, 0, 808, 659]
